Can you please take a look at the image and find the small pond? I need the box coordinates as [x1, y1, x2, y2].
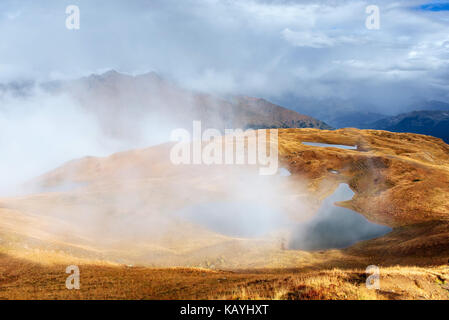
[302, 142, 357, 150]
[289, 184, 392, 250]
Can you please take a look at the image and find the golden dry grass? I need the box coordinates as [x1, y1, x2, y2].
[277, 128, 449, 227]
[0, 128, 448, 299]
[0, 252, 448, 300]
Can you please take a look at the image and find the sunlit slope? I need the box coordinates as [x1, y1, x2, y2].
[278, 128, 449, 226]
[1, 253, 448, 300]
[0, 128, 448, 267]
[29, 127, 449, 226]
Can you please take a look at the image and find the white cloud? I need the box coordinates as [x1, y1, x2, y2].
[6, 10, 21, 20]
[282, 28, 334, 48]
[0, 0, 449, 111]
[281, 28, 359, 48]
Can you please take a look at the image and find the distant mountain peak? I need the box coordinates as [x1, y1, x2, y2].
[102, 69, 120, 76]
[371, 109, 449, 143]
[36, 71, 333, 140]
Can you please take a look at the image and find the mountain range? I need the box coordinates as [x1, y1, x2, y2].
[2, 70, 448, 144]
[306, 101, 449, 144]
[370, 110, 449, 143]
[42, 70, 331, 140]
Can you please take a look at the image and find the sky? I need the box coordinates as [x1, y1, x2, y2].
[1, 0, 449, 114]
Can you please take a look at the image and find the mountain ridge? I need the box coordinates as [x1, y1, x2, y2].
[45, 70, 332, 135]
[370, 110, 449, 143]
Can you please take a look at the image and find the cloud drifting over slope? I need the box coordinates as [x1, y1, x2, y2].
[1, 0, 449, 112]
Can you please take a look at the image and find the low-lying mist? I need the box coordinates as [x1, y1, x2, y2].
[0, 77, 394, 266]
[0, 86, 174, 195]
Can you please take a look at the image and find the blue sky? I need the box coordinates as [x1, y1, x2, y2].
[419, 2, 449, 11]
